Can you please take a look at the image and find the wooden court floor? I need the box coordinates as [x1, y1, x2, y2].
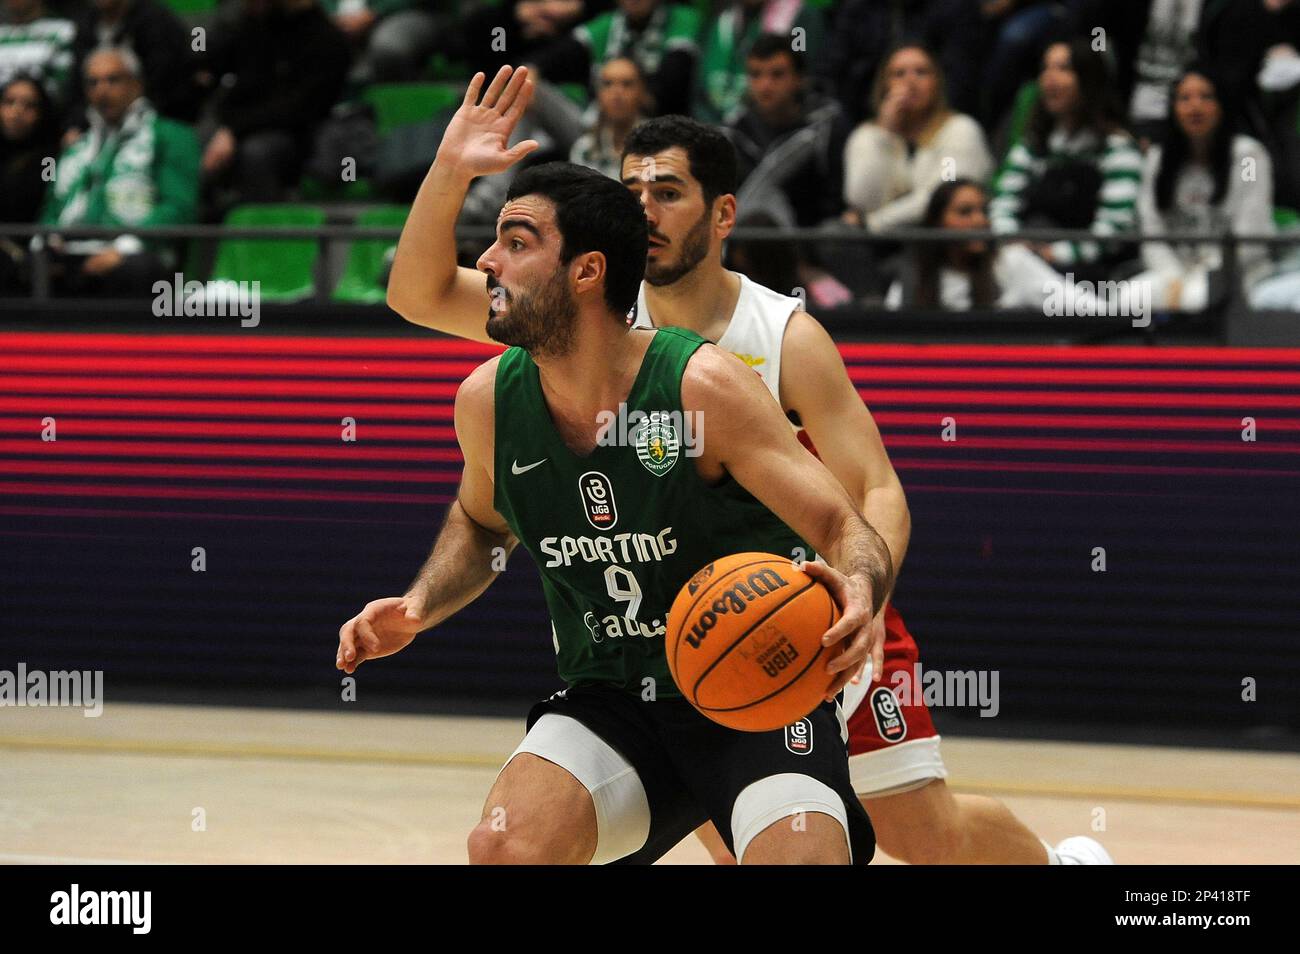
[2, 703, 1297, 864]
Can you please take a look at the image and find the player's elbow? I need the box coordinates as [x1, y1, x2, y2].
[890, 486, 911, 536]
[386, 284, 426, 327]
[386, 282, 412, 320]
[867, 474, 910, 526]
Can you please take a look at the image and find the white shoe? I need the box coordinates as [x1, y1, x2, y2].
[1053, 836, 1114, 864]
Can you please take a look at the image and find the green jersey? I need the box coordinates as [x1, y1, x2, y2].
[493, 327, 805, 698]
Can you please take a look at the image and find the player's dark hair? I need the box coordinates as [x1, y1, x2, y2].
[622, 114, 738, 205]
[747, 32, 805, 76]
[506, 161, 648, 317]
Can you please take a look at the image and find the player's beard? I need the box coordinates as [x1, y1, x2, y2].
[485, 267, 578, 357]
[644, 206, 711, 287]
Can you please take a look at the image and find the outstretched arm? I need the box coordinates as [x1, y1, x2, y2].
[402, 361, 518, 627]
[386, 66, 539, 342]
[683, 346, 894, 699]
[780, 311, 910, 593]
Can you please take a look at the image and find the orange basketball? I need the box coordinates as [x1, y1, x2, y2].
[666, 552, 839, 732]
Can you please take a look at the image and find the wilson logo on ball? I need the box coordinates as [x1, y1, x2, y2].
[666, 553, 839, 733]
[683, 567, 790, 649]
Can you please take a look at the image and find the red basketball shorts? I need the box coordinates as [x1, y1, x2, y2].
[841, 603, 949, 797]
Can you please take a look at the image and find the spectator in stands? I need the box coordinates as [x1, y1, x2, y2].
[36, 46, 199, 295]
[728, 32, 846, 228]
[0, 74, 59, 290]
[438, 0, 598, 80]
[967, 0, 1073, 130]
[200, 0, 349, 209]
[529, 0, 701, 117]
[990, 37, 1142, 278]
[1135, 65, 1277, 311]
[727, 32, 852, 306]
[320, 0, 446, 83]
[0, 74, 57, 223]
[570, 56, 648, 178]
[1243, 0, 1300, 209]
[0, 0, 76, 106]
[823, 0, 934, 128]
[823, 0, 1050, 128]
[841, 43, 993, 233]
[887, 177, 1117, 312]
[68, 0, 202, 126]
[693, 0, 827, 125]
[1198, 0, 1300, 125]
[888, 179, 999, 310]
[1079, 0, 1207, 148]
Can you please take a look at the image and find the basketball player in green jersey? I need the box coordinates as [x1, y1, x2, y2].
[382, 65, 1111, 866]
[337, 67, 895, 864]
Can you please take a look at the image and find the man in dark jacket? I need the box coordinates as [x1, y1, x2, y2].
[200, 0, 349, 205]
[726, 32, 848, 230]
[725, 33, 854, 308]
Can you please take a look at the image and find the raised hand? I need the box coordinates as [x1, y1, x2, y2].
[436, 65, 540, 179]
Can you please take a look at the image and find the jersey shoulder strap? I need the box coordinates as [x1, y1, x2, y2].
[492, 346, 556, 521]
[716, 273, 800, 402]
[640, 326, 708, 410]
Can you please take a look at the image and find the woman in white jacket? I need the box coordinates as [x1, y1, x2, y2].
[1135, 65, 1277, 311]
[841, 43, 993, 233]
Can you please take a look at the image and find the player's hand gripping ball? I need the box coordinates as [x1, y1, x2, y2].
[666, 552, 839, 731]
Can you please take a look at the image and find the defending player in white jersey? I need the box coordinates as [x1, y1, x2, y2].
[386, 66, 1111, 864]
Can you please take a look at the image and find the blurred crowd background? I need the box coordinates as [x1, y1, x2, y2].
[3, 0, 1300, 316]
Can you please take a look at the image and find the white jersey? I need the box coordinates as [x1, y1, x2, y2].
[631, 272, 802, 405]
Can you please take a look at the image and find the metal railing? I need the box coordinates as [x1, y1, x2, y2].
[2, 223, 1297, 335]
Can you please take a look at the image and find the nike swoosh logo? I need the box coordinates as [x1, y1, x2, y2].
[511, 458, 548, 475]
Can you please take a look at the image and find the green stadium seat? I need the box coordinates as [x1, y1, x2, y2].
[332, 205, 409, 304]
[210, 204, 326, 303]
[179, 235, 208, 283]
[426, 53, 470, 81]
[161, 0, 216, 15]
[299, 174, 374, 202]
[363, 83, 463, 136]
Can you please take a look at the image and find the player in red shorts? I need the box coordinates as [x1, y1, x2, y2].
[388, 71, 1111, 864]
[618, 118, 1110, 866]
